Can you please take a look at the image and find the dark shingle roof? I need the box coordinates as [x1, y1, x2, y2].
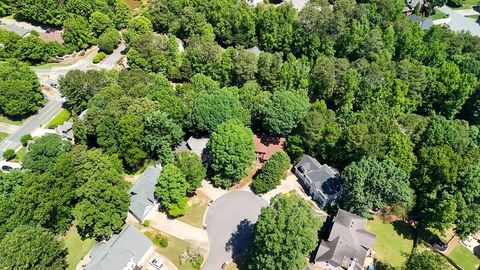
[129, 164, 162, 221]
[296, 155, 342, 196]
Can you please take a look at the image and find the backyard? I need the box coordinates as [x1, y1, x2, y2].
[63, 226, 95, 270]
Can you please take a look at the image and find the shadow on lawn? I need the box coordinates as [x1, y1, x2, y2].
[392, 220, 416, 240]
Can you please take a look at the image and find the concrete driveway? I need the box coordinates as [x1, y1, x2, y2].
[437, 6, 480, 36]
[202, 191, 268, 270]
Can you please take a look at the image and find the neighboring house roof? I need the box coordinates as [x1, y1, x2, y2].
[85, 224, 152, 270]
[0, 24, 31, 37]
[289, 0, 310, 10]
[406, 0, 423, 8]
[55, 121, 74, 140]
[315, 209, 376, 269]
[187, 136, 209, 157]
[246, 46, 261, 57]
[39, 31, 64, 44]
[253, 133, 285, 161]
[296, 155, 342, 197]
[129, 164, 162, 221]
[407, 15, 433, 30]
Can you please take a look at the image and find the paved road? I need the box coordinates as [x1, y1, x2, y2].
[438, 6, 480, 36]
[203, 191, 267, 270]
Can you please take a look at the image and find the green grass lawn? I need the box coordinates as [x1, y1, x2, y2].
[432, 10, 449, 20]
[0, 115, 23, 125]
[63, 226, 95, 270]
[46, 109, 71, 129]
[178, 196, 208, 228]
[452, 0, 480, 8]
[13, 147, 27, 163]
[143, 227, 205, 270]
[467, 14, 480, 20]
[0, 132, 8, 142]
[366, 217, 415, 267]
[448, 244, 480, 270]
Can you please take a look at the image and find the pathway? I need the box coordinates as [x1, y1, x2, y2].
[437, 6, 480, 36]
[144, 211, 209, 250]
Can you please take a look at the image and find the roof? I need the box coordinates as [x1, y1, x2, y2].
[296, 155, 342, 197]
[315, 209, 376, 269]
[187, 136, 209, 157]
[129, 164, 162, 221]
[406, 0, 423, 9]
[246, 46, 261, 57]
[39, 31, 64, 44]
[0, 24, 31, 37]
[56, 121, 73, 134]
[253, 133, 285, 160]
[407, 15, 433, 30]
[85, 224, 152, 270]
[289, 0, 310, 10]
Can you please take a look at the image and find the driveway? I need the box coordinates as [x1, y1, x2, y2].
[437, 6, 480, 36]
[202, 191, 268, 270]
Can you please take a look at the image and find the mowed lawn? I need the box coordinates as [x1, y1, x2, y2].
[366, 216, 415, 267]
[46, 109, 71, 128]
[0, 132, 8, 142]
[448, 244, 480, 270]
[63, 226, 95, 270]
[178, 196, 209, 228]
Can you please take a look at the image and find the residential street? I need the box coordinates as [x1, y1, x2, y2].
[437, 6, 480, 36]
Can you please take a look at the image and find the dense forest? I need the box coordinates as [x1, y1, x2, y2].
[0, 0, 479, 269]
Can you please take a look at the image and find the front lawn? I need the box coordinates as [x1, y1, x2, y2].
[467, 14, 480, 20]
[46, 109, 71, 129]
[432, 10, 448, 20]
[63, 226, 96, 270]
[0, 132, 8, 142]
[366, 216, 415, 267]
[0, 115, 23, 125]
[448, 244, 480, 270]
[178, 196, 209, 228]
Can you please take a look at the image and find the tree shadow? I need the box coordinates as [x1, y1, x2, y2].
[473, 245, 480, 258]
[225, 219, 254, 259]
[392, 220, 416, 240]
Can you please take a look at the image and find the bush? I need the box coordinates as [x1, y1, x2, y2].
[93, 52, 106, 63]
[143, 220, 150, 227]
[252, 151, 291, 194]
[152, 233, 168, 248]
[158, 237, 168, 248]
[20, 134, 32, 146]
[180, 247, 204, 269]
[2, 149, 16, 161]
[97, 28, 121, 54]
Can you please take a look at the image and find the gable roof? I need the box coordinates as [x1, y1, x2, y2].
[296, 155, 342, 196]
[315, 209, 376, 269]
[187, 136, 209, 157]
[0, 24, 31, 37]
[129, 164, 162, 221]
[407, 15, 433, 30]
[85, 224, 152, 270]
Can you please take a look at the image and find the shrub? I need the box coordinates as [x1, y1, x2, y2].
[158, 237, 168, 248]
[97, 28, 121, 54]
[93, 52, 106, 63]
[20, 134, 32, 146]
[180, 247, 204, 269]
[2, 149, 16, 161]
[152, 233, 168, 248]
[252, 151, 291, 194]
[143, 220, 150, 227]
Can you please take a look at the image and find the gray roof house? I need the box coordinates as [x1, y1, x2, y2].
[315, 209, 376, 270]
[84, 224, 153, 270]
[407, 14, 433, 30]
[403, 0, 424, 14]
[129, 164, 162, 223]
[294, 155, 342, 208]
[0, 24, 31, 37]
[55, 121, 74, 141]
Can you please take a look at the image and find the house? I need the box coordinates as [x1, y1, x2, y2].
[246, 46, 261, 57]
[0, 24, 31, 37]
[315, 209, 376, 270]
[294, 155, 342, 207]
[253, 133, 285, 162]
[176, 136, 210, 165]
[403, 0, 424, 15]
[129, 164, 162, 223]
[55, 121, 74, 141]
[245, 0, 264, 6]
[407, 14, 433, 30]
[84, 224, 154, 270]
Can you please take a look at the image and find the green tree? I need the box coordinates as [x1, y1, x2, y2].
[65, 0, 96, 18]
[208, 120, 255, 188]
[234, 49, 258, 86]
[178, 6, 214, 40]
[13, 0, 65, 26]
[0, 225, 67, 270]
[23, 134, 72, 173]
[187, 88, 250, 134]
[248, 195, 321, 270]
[174, 152, 206, 194]
[144, 110, 184, 164]
[62, 15, 94, 51]
[118, 114, 147, 169]
[0, 60, 42, 118]
[112, 0, 132, 29]
[124, 16, 153, 45]
[252, 151, 291, 194]
[20, 134, 32, 146]
[72, 148, 130, 240]
[155, 164, 190, 217]
[90, 11, 114, 37]
[402, 250, 449, 270]
[260, 90, 310, 136]
[341, 157, 413, 217]
[2, 149, 15, 161]
[97, 28, 121, 54]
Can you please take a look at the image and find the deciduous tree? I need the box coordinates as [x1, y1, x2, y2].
[155, 164, 190, 217]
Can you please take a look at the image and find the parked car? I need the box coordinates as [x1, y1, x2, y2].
[432, 236, 448, 253]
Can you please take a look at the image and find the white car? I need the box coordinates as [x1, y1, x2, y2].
[149, 256, 164, 270]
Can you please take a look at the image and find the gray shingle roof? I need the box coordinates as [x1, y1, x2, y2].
[187, 136, 209, 157]
[129, 164, 162, 221]
[296, 155, 342, 196]
[315, 209, 375, 269]
[85, 224, 152, 270]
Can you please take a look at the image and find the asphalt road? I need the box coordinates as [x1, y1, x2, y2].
[202, 191, 268, 270]
[438, 6, 480, 36]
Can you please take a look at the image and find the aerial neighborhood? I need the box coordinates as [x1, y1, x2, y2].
[1, 0, 480, 270]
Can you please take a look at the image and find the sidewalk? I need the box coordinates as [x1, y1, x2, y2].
[144, 211, 209, 250]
